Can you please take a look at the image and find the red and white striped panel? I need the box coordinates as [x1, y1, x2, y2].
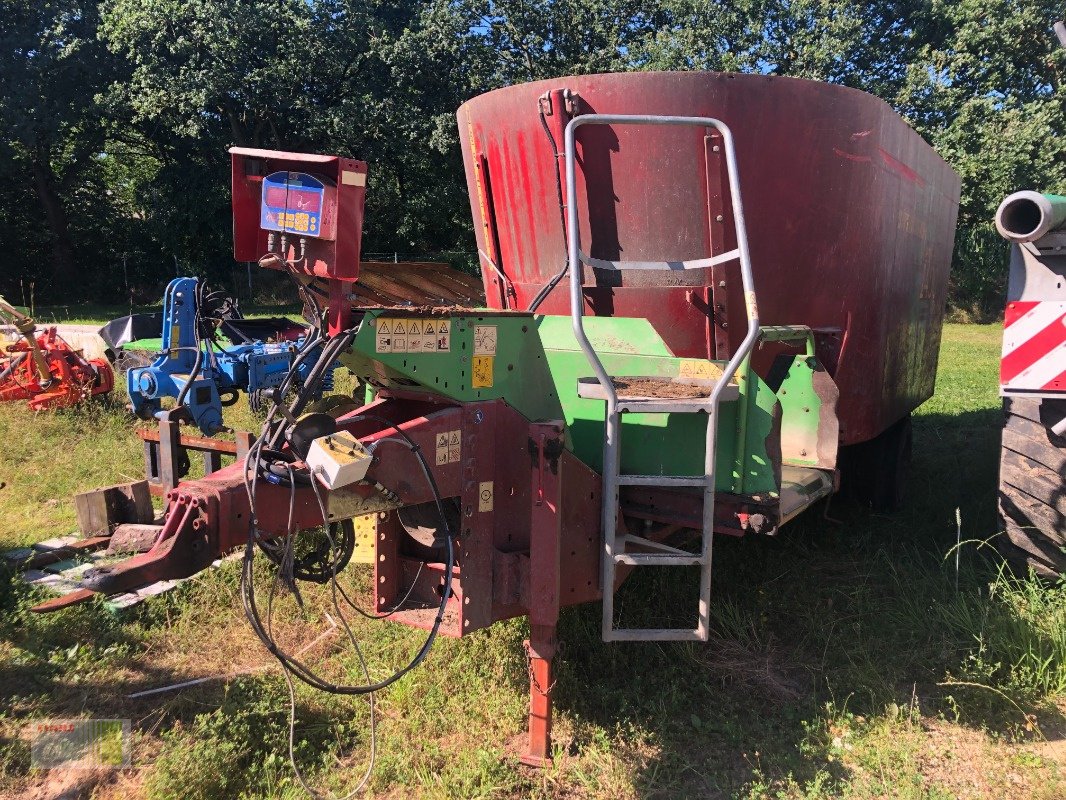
[1001, 300, 1066, 392]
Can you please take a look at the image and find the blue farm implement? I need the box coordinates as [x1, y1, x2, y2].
[125, 277, 337, 435]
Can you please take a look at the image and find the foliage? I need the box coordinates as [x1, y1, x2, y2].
[0, 0, 132, 298]
[895, 0, 1066, 314]
[2, 1, 1066, 312]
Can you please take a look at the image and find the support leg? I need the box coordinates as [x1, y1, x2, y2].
[523, 423, 565, 767]
[521, 623, 557, 768]
[158, 414, 182, 493]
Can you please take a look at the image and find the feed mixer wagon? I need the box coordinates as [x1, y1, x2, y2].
[34, 73, 960, 765]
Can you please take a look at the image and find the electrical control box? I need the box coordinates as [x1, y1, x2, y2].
[306, 430, 373, 490]
[260, 171, 337, 240]
[229, 148, 368, 282]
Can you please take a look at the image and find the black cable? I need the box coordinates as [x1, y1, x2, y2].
[240, 443, 454, 695]
[538, 106, 568, 242]
[335, 560, 425, 620]
[239, 322, 457, 696]
[253, 326, 327, 452]
[286, 265, 324, 331]
[266, 328, 353, 451]
[527, 264, 570, 313]
[528, 107, 572, 313]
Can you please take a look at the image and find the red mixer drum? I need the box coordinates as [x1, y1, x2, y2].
[457, 72, 960, 445]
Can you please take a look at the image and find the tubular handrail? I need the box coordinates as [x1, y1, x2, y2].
[563, 113, 761, 640]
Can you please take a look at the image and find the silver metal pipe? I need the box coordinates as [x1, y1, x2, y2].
[564, 113, 760, 642]
[995, 190, 1066, 242]
[1052, 415, 1066, 438]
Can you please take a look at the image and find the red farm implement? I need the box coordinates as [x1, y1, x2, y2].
[0, 297, 113, 410]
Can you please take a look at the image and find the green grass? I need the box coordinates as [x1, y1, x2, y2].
[0, 323, 1064, 798]
[18, 301, 302, 327]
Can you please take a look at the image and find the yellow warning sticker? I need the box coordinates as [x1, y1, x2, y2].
[375, 318, 393, 353]
[472, 355, 494, 388]
[407, 319, 425, 352]
[473, 325, 497, 355]
[745, 290, 759, 319]
[392, 318, 408, 352]
[351, 513, 376, 564]
[376, 316, 452, 354]
[435, 429, 462, 465]
[169, 325, 181, 359]
[678, 359, 725, 381]
[478, 481, 493, 512]
[435, 319, 451, 351]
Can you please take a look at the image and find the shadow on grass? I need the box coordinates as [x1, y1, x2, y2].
[541, 407, 1066, 797]
[0, 567, 372, 799]
[3, 404, 1062, 798]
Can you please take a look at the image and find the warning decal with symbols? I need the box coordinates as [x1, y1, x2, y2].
[407, 319, 425, 351]
[375, 318, 392, 353]
[473, 325, 497, 355]
[435, 429, 462, 465]
[435, 319, 451, 351]
[375, 317, 452, 354]
[471, 355, 493, 388]
[392, 318, 408, 352]
[678, 359, 726, 381]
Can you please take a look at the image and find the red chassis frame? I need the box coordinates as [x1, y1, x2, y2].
[34, 384, 770, 764]
[33, 393, 601, 765]
[32, 387, 771, 763]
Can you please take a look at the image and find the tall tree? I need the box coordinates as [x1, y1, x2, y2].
[0, 0, 125, 297]
[896, 0, 1066, 310]
[100, 0, 493, 270]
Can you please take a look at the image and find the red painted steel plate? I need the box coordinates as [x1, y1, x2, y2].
[457, 72, 961, 444]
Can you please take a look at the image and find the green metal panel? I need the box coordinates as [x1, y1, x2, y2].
[340, 310, 780, 494]
[774, 356, 823, 467]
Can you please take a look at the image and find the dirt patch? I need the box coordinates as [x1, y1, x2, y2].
[8, 766, 134, 800]
[915, 719, 1062, 799]
[611, 378, 709, 399]
[1033, 700, 1066, 769]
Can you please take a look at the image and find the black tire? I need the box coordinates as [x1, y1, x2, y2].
[998, 397, 1066, 579]
[838, 413, 913, 512]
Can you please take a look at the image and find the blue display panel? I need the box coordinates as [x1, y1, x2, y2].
[260, 171, 326, 237]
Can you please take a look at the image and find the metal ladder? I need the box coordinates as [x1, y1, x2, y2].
[564, 114, 761, 642]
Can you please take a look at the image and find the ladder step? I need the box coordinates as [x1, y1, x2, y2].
[606, 628, 708, 642]
[576, 377, 740, 410]
[614, 553, 705, 566]
[616, 399, 717, 414]
[617, 475, 707, 487]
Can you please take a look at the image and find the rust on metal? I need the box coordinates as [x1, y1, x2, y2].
[304, 261, 485, 309]
[611, 377, 712, 398]
[12, 537, 111, 572]
[458, 71, 961, 445]
[30, 588, 96, 613]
